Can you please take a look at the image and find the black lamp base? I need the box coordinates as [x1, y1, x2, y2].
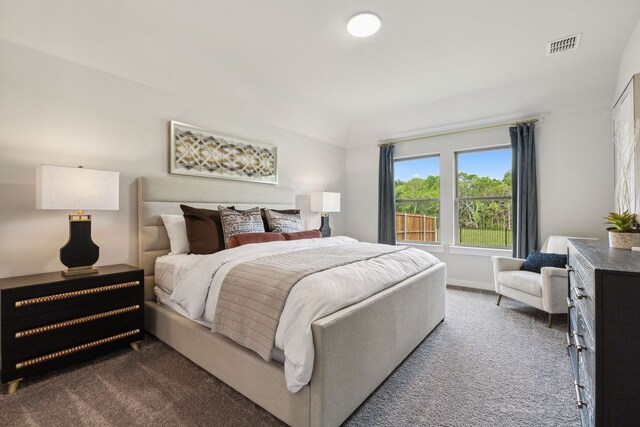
[60, 213, 100, 276]
[319, 214, 331, 238]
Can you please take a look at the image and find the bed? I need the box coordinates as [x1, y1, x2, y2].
[138, 175, 446, 427]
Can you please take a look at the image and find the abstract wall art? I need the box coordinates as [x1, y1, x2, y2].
[169, 121, 277, 184]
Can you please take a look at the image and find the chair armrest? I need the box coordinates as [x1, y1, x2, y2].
[491, 256, 526, 273]
[541, 266, 568, 278]
[541, 268, 569, 313]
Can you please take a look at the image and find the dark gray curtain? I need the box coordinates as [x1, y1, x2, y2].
[510, 123, 538, 258]
[378, 144, 396, 245]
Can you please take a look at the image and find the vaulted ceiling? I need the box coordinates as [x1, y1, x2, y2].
[1, 0, 639, 146]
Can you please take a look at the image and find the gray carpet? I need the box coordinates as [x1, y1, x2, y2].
[0, 288, 579, 426]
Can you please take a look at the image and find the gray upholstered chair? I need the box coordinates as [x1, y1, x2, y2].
[491, 236, 571, 327]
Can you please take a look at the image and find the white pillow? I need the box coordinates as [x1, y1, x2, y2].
[161, 214, 189, 254]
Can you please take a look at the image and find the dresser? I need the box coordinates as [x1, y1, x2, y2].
[0, 264, 144, 394]
[567, 239, 640, 426]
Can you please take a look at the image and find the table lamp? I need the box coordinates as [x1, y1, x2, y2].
[36, 165, 119, 276]
[310, 192, 340, 237]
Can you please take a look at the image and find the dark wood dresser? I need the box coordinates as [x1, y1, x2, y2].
[0, 264, 144, 394]
[567, 239, 640, 426]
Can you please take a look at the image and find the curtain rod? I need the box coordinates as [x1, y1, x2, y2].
[377, 118, 539, 147]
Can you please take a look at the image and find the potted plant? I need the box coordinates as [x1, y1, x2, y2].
[604, 211, 640, 249]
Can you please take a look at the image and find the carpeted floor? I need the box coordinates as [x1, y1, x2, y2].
[0, 288, 580, 426]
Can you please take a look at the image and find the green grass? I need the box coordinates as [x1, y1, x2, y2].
[459, 228, 512, 247]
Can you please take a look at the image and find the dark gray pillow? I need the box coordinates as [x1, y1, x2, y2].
[521, 251, 567, 274]
[263, 208, 303, 233]
[218, 206, 265, 247]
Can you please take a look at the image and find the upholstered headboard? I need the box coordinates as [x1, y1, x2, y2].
[137, 176, 296, 301]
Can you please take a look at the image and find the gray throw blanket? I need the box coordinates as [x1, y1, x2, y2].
[212, 243, 407, 361]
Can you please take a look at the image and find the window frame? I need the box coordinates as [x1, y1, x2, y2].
[393, 153, 441, 244]
[453, 145, 512, 249]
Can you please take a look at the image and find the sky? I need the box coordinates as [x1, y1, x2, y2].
[395, 148, 511, 181]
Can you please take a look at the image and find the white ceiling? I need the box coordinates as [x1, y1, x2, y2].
[1, 0, 639, 146]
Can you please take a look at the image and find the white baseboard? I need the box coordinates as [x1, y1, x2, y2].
[447, 278, 494, 291]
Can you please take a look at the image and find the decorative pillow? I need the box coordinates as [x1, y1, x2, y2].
[180, 205, 231, 255]
[227, 232, 285, 248]
[264, 208, 303, 233]
[521, 251, 567, 274]
[260, 208, 300, 231]
[161, 214, 189, 254]
[282, 230, 322, 241]
[218, 206, 265, 247]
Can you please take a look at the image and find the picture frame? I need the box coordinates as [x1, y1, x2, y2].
[613, 74, 640, 213]
[169, 121, 278, 184]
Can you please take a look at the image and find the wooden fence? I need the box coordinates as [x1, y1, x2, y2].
[396, 213, 438, 242]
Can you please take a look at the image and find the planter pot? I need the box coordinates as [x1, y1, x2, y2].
[608, 231, 640, 249]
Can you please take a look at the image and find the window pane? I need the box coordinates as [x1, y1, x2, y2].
[394, 156, 440, 243]
[456, 148, 512, 248]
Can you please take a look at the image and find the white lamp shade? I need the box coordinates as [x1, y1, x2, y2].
[310, 192, 340, 213]
[36, 165, 119, 211]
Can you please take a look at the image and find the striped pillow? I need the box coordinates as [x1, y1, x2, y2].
[264, 208, 303, 233]
[218, 206, 265, 247]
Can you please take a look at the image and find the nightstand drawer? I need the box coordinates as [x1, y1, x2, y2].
[2, 328, 144, 382]
[1, 271, 142, 320]
[3, 303, 143, 354]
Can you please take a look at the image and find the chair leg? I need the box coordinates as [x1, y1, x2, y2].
[496, 294, 502, 306]
[548, 313, 553, 328]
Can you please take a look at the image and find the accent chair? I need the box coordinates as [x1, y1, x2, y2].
[492, 235, 572, 327]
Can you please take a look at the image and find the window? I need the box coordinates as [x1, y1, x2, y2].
[455, 147, 512, 248]
[394, 155, 440, 243]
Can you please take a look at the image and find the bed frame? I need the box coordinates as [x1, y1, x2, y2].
[138, 175, 446, 427]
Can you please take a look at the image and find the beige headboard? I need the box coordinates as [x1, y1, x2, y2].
[138, 176, 296, 300]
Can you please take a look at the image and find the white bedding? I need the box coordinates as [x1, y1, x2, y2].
[155, 253, 190, 293]
[162, 236, 440, 392]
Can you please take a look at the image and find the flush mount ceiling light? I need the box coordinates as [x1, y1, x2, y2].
[347, 12, 381, 37]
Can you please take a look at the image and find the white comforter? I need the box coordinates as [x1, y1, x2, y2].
[167, 236, 440, 392]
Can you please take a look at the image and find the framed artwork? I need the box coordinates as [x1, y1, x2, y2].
[169, 121, 278, 184]
[613, 74, 640, 213]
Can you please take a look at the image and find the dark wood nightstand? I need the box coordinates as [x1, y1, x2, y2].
[0, 264, 144, 394]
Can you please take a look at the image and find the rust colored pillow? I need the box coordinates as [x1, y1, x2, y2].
[180, 204, 233, 255]
[282, 230, 322, 241]
[227, 232, 285, 248]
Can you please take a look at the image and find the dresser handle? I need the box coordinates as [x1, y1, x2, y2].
[15, 305, 140, 338]
[566, 297, 575, 309]
[574, 381, 587, 409]
[16, 329, 140, 369]
[566, 332, 573, 348]
[15, 280, 140, 307]
[572, 331, 587, 352]
[566, 265, 574, 273]
[573, 286, 587, 300]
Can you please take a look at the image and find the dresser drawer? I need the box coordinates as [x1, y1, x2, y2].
[570, 272, 595, 340]
[2, 328, 143, 383]
[568, 246, 595, 299]
[575, 296, 595, 346]
[578, 347, 596, 427]
[1, 271, 142, 320]
[2, 303, 143, 355]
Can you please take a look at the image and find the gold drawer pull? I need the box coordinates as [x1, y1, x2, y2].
[15, 305, 140, 338]
[15, 281, 140, 308]
[16, 329, 140, 369]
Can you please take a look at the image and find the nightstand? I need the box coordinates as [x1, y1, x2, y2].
[0, 264, 144, 394]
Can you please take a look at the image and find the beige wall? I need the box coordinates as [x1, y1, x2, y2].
[616, 17, 640, 100]
[0, 40, 345, 278]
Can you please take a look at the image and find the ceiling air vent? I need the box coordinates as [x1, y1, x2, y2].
[546, 33, 582, 55]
